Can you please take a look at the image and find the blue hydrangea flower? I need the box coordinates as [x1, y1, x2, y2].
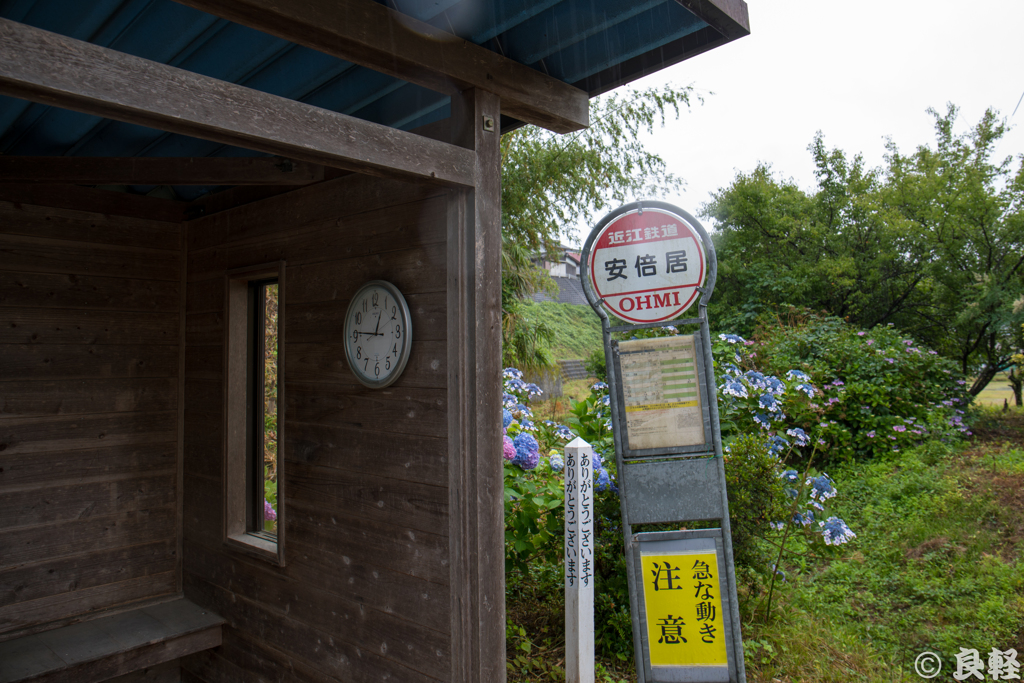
[524, 383, 543, 398]
[595, 468, 613, 491]
[786, 427, 810, 446]
[502, 409, 513, 429]
[795, 383, 816, 398]
[502, 392, 517, 409]
[722, 378, 748, 398]
[792, 510, 814, 526]
[753, 412, 772, 429]
[719, 333, 746, 344]
[758, 393, 782, 413]
[512, 433, 540, 469]
[768, 434, 789, 455]
[502, 367, 524, 380]
[765, 377, 786, 396]
[807, 474, 836, 501]
[555, 425, 573, 440]
[549, 454, 564, 472]
[744, 371, 769, 391]
[591, 381, 608, 391]
[722, 363, 741, 377]
[780, 469, 799, 483]
[819, 517, 856, 545]
[786, 369, 810, 381]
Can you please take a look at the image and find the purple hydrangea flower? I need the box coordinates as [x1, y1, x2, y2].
[264, 500, 277, 522]
[502, 435, 516, 461]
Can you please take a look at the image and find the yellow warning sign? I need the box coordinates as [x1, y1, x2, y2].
[641, 551, 728, 667]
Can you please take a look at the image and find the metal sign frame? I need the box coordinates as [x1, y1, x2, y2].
[580, 201, 746, 683]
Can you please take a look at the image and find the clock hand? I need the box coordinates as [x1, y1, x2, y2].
[373, 308, 381, 336]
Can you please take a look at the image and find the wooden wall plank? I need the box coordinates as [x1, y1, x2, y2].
[1, 344, 179, 381]
[0, 19, 476, 188]
[0, 156, 323, 186]
[184, 575, 444, 683]
[0, 541, 176, 609]
[285, 422, 447, 487]
[0, 572, 177, 636]
[287, 382, 447, 439]
[0, 234, 180, 281]
[0, 475, 175, 529]
[0, 507, 176, 570]
[106, 658, 181, 683]
[288, 462, 447, 537]
[0, 271, 179, 312]
[0, 378, 176, 418]
[0, 184, 186, 223]
[0, 443, 176, 489]
[0, 411, 176, 455]
[187, 175, 441, 252]
[0, 201, 181, 251]
[0, 307, 179, 345]
[186, 196, 448, 282]
[184, 542, 449, 679]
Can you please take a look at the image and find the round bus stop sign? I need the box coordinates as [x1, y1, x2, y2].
[585, 206, 706, 323]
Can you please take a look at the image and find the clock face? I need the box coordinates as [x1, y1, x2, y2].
[343, 281, 413, 389]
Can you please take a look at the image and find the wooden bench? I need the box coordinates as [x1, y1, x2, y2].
[0, 599, 225, 683]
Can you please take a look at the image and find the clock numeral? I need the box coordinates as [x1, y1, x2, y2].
[393, 343, 398, 354]
[395, 324, 401, 338]
[372, 292, 379, 306]
[364, 359, 369, 371]
[352, 329, 359, 343]
[362, 298, 368, 313]
[391, 305, 397, 319]
[355, 312, 361, 325]
[356, 346, 361, 360]
[374, 362, 380, 377]
[384, 296, 388, 310]
[385, 357, 391, 371]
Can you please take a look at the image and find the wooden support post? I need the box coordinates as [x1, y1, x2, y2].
[564, 437, 595, 683]
[448, 87, 504, 683]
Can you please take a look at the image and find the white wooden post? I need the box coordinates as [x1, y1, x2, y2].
[564, 437, 595, 683]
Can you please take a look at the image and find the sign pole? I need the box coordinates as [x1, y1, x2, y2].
[564, 437, 595, 683]
[579, 201, 745, 683]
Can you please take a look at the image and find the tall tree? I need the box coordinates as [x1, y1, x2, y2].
[704, 106, 1024, 395]
[500, 85, 696, 368]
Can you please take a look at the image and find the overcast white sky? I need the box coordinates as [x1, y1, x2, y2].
[579, 0, 1024, 237]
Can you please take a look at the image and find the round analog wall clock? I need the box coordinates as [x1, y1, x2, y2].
[343, 280, 413, 389]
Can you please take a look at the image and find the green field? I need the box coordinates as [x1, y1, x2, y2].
[975, 371, 1018, 407]
[520, 300, 603, 360]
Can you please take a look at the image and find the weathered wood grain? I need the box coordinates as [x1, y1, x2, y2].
[0, 307, 178, 345]
[284, 420, 447, 487]
[0, 271, 179, 312]
[0, 378, 176, 418]
[183, 311, 222, 347]
[183, 345, 221, 380]
[0, 571, 176, 635]
[183, 542, 449, 679]
[0, 184, 186, 223]
[0, 540, 176, 609]
[0, 411, 176, 455]
[183, 574, 444, 683]
[0, 507, 176, 569]
[186, 196, 448, 282]
[187, 174, 441, 252]
[0, 474, 175, 530]
[106, 658, 181, 683]
[0, 156, 323, 186]
[0, 19, 476, 187]
[0, 233, 180, 282]
[1, 343, 179, 380]
[0, 201, 180, 251]
[172, 0, 588, 133]
[0, 443, 176, 488]
[288, 462, 447, 537]
[286, 382, 447, 439]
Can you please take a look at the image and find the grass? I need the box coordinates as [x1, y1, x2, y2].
[521, 300, 603, 360]
[505, 406, 1024, 682]
[974, 371, 1019, 407]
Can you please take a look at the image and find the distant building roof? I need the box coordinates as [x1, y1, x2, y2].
[532, 276, 589, 306]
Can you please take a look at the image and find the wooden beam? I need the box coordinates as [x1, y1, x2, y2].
[171, 0, 588, 134]
[0, 156, 324, 185]
[674, 0, 751, 40]
[0, 19, 476, 188]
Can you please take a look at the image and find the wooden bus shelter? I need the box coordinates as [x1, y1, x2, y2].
[0, 1, 748, 681]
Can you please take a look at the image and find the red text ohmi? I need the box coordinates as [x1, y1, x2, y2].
[618, 291, 681, 312]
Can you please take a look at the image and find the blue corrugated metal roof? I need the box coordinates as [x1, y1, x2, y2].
[0, 0, 732, 197]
